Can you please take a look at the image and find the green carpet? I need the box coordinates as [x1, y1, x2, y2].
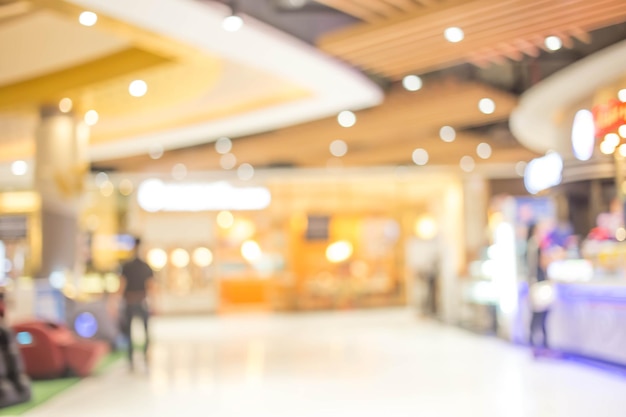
[0, 351, 124, 416]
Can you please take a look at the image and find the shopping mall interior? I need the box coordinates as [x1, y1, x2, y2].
[1, 0, 626, 415]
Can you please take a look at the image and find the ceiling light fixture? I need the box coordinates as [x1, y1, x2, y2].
[84, 110, 99, 126]
[439, 126, 456, 142]
[330, 140, 348, 157]
[59, 98, 73, 113]
[402, 75, 423, 92]
[460, 156, 475, 172]
[476, 142, 492, 159]
[222, 1, 243, 32]
[619, 89, 626, 103]
[412, 148, 429, 166]
[544, 36, 562, 51]
[337, 110, 356, 128]
[215, 137, 233, 154]
[129, 80, 148, 97]
[478, 98, 496, 115]
[79, 11, 98, 27]
[444, 27, 464, 43]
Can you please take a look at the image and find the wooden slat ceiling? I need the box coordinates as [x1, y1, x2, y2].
[317, 0, 626, 79]
[101, 78, 538, 173]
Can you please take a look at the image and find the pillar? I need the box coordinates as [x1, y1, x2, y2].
[34, 106, 89, 279]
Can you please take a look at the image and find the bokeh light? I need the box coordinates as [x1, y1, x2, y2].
[330, 140, 348, 157]
[402, 75, 423, 92]
[215, 137, 233, 154]
[192, 247, 213, 267]
[241, 240, 262, 262]
[478, 98, 496, 115]
[79, 11, 97, 26]
[326, 241, 353, 263]
[460, 155, 476, 172]
[412, 148, 429, 166]
[476, 142, 492, 159]
[171, 248, 190, 268]
[217, 211, 235, 229]
[444, 27, 464, 43]
[439, 126, 456, 142]
[147, 248, 168, 270]
[337, 111, 356, 128]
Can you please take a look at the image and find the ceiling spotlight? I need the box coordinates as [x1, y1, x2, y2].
[544, 36, 562, 51]
[84, 110, 99, 126]
[220, 153, 237, 170]
[460, 156, 475, 172]
[222, 14, 243, 32]
[79, 11, 97, 27]
[412, 148, 429, 166]
[476, 143, 492, 159]
[149, 144, 164, 160]
[619, 89, 626, 103]
[215, 137, 233, 154]
[237, 163, 255, 181]
[330, 140, 348, 157]
[129, 80, 148, 97]
[402, 75, 423, 92]
[439, 126, 456, 142]
[478, 98, 496, 115]
[337, 110, 356, 128]
[444, 27, 464, 43]
[172, 163, 187, 180]
[59, 98, 73, 113]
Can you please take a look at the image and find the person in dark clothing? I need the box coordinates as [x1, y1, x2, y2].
[118, 237, 155, 371]
[526, 223, 549, 349]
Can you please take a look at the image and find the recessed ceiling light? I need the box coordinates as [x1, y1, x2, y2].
[337, 111, 356, 128]
[220, 153, 237, 170]
[84, 110, 99, 126]
[149, 144, 164, 160]
[79, 11, 98, 27]
[619, 89, 626, 103]
[129, 80, 148, 97]
[444, 27, 464, 43]
[460, 156, 475, 172]
[237, 163, 255, 181]
[59, 98, 73, 113]
[412, 148, 429, 166]
[222, 15, 243, 32]
[402, 75, 423, 92]
[172, 163, 187, 180]
[478, 98, 496, 115]
[439, 126, 456, 142]
[215, 137, 233, 154]
[544, 36, 562, 51]
[476, 142, 492, 159]
[330, 140, 348, 157]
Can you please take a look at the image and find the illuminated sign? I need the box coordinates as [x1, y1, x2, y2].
[571, 109, 595, 161]
[137, 180, 271, 212]
[592, 99, 626, 138]
[524, 152, 563, 195]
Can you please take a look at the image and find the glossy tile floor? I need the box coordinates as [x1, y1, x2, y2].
[23, 309, 626, 416]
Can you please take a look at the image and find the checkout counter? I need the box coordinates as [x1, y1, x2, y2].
[526, 240, 626, 368]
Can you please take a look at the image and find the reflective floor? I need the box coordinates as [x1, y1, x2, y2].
[23, 309, 626, 416]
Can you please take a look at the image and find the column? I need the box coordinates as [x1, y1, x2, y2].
[34, 106, 89, 279]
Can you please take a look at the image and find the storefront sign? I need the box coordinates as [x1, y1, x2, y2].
[137, 179, 271, 212]
[0, 215, 28, 239]
[592, 99, 626, 138]
[524, 152, 563, 195]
